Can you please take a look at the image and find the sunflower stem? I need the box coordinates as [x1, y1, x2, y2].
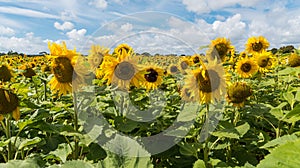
[72, 92, 79, 160]
[5, 117, 12, 161]
[203, 103, 210, 167]
[43, 79, 47, 101]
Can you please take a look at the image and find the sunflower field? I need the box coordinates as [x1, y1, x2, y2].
[0, 36, 300, 168]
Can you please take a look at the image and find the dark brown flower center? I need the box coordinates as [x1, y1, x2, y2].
[257, 56, 270, 68]
[180, 61, 188, 70]
[241, 63, 252, 72]
[144, 68, 158, 82]
[196, 69, 220, 93]
[215, 43, 229, 57]
[23, 68, 36, 78]
[53, 57, 73, 83]
[114, 61, 135, 80]
[0, 89, 18, 115]
[0, 65, 12, 82]
[252, 42, 263, 52]
[170, 65, 179, 73]
[193, 56, 200, 64]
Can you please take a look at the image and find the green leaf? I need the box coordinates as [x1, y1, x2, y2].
[295, 90, 300, 102]
[17, 119, 34, 132]
[257, 139, 300, 168]
[178, 142, 199, 157]
[49, 143, 72, 163]
[0, 159, 40, 168]
[193, 159, 206, 168]
[285, 104, 300, 121]
[212, 122, 250, 139]
[86, 143, 107, 161]
[236, 122, 250, 137]
[18, 137, 42, 150]
[283, 92, 295, 107]
[260, 134, 299, 149]
[49, 160, 94, 168]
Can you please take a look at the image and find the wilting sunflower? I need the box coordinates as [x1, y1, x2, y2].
[184, 59, 226, 104]
[207, 37, 233, 62]
[113, 43, 133, 58]
[226, 82, 252, 107]
[0, 63, 13, 82]
[235, 58, 259, 78]
[0, 87, 20, 121]
[288, 52, 300, 67]
[101, 51, 143, 90]
[254, 51, 277, 73]
[87, 45, 109, 73]
[138, 65, 165, 90]
[245, 36, 270, 54]
[47, 41, 80, 96]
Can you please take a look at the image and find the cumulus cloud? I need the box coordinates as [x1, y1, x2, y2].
[54, 21, 74, 31]
[66, 29, 87, 40]
[89, 0, 108, 9]
[0, 26, 15, 36]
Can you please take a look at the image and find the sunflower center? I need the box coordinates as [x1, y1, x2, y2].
[215, 43, 229, 57]
[257, 56, 270, 68]
[53, 57, 74, 83]
[197, 70, 220, 93]
[228, 83, 252, 102]
[114, 61, 135, 80]
[180, 61, 188, 70]
[193, 56, 200, 64]
[241, 63, 252, 72]
[0, 89, 18, 115]
[170, 65, 179, 73]
[0, 65, 12, 82]
[184, 88, 191, 97]
[252, 42, 263, 52]
[144, 68, 158, 83]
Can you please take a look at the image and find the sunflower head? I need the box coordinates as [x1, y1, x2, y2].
[52, 57, 74, 83]
[235, 58, 259, 78]
[168, 64, 180, 75]
[254, 51, 276, 73]
[113, 43, 133, 59]
[20, 64, 36, 78]
[0, 64, 12, 82]
[87, 45, 109, 71]
[288, 52, 300, 67]
[207, 37, 233, 62]
[0, 88, 20, 121]
[227, 82, 252, 107]
[139, 65, 164, 90]
[245, 36, 270, 54]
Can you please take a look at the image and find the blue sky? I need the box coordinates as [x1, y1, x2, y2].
[0, 0, 300, 55]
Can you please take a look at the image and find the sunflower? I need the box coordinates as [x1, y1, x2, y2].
[254, 51, 277, 73]
[20, 63, 36, 78]
[207, 37, 233, 62]
[245, 36, 270, 54]
[235, 58, 259, 78]
[190, 54, 203, 66]
[47, 41, 80, 96]
[87, 45, 109, 73]
[101, 51, 143, 90]
[113, 43, 133, 58]
[226, 82, 252, 107]
[178, 56, 191, 72]
[184, 59, 226, 104]
[167, 64, 180, 75]
[180, 85, 199, 102]
[288, 52, 300, 67]
[0, 63, 13, 82]
[0, 87, 20, 121]
[137, 65, 165, 91]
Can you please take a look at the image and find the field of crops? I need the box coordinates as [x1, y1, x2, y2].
[0, 36, 300, 168]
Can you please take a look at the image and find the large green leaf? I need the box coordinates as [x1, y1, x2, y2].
[18, 137, 42, 150]
[49, 143, 72, 163]
[49, 160, 94, 168]
[193, 159, 206, 168]
[260, 134, 299, 149]
[211, 122, 250, 139]
[257, 139, 300, 168]
[283, 92, 295, 107]
[0, 159, 40, 168]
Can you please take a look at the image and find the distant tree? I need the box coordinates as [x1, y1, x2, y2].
[39, 51, 48, 55]
[142, 52, 151, 56]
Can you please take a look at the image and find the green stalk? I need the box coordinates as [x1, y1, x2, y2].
[6, 117, 12, 161]
[72, 92, 79, 160]
[203, 103, 210, 167]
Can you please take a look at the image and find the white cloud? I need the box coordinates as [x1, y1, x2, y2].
[54, 21, 74, 31]
[66, 29, 87, 40]
[89, 0, 108, 9]
[0, 26, 15, 36]
[0, 6, 59, 19]
[182, 0, 261, 14]
[120, 23, 133, 32]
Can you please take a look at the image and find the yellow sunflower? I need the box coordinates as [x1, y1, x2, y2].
[47, 41, 80, 96]
[226, 82, 252, 108]
[254, 51, 277, 73]
[184, 59, 226, 104]
[245, 36, 270, 54]
[20, 63, 36, 78]
[167, 64, 180, 75]
[87, 45, 110, 73]
[207, 37, 233, 62]
[0, 87, 20, 121]
[235, 58, 259, 78]
[180, 85, 199, 102]
[178, 56, 191, 72]
[101, 51, 143, 90]
[288, 52, 300, 67]
[113, 43, 134, 58]
[0, 63, 13, 82]
[138, 65, 165, 91]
